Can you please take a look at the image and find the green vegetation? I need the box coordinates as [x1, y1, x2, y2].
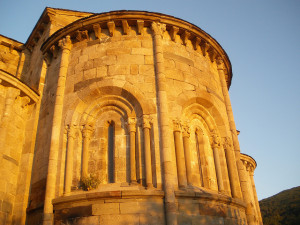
[79, 174, 100, 191]
[259, 186, 300, 225]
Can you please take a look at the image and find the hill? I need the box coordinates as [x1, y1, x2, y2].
[259, 186, 300, 225]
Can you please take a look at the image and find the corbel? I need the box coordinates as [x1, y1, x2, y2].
[93, 24, 102, 39]
[107, 21, 115, 37]
[200, 40, 209, 57]
[137, 20, 144, 35]
[170, 26, 179, 41]
[50, 45, 58, 59]
[122, 20, 130, 35]
[75, 30, 89, 42]
[43, 51, 52, 67]
[208, 46, 217, 63]
[181, 30, 190, 46]
[193, 37, 201, 50]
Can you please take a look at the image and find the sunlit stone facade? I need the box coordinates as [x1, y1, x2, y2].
[0, 7, 262, 225]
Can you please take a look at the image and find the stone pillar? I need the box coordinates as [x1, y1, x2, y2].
[43, 36, 71, 225]
[81, 124, 93, 178]
[173, 120, 187, 188]
[143, 115, 153, 188]
[152, 22, 177, 225]
[64, 124, 76, 195]
[182, 124, 193, 186]
[249, 167, 263, 225]
[128, 117, 137, 184]
[240, 160, 256, 225]
[223, 136, 241, 198]
[210, 130, 224, 193]
[217, 57, 243, 199]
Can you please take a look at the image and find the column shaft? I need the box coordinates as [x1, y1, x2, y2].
[43, 37, 71, 225]
[82, 125, 93, 178]
[217, 58, 243, 199]
[250, 171, 263, 224]
[64, 125, 75, 195]
[182, 125, 192, 186]
[128, 118, 137, 184]
[212, 147, 224, 192]
[174, 129, 187, 188]
[152, 22, 177, 225]
[143, 126, 153, 188]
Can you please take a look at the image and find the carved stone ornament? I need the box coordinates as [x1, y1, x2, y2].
[82, 123, 94, 139]
[210, 130, 221, 148]
[151, 22, 166, 36]
[223, 136, 232, 149]
[216, 57, 226, 70]
[182, 124, 190, 137]
[128, 117, 137, 132]
[143, 115, 152, 129]
[75, 30, 89, 42]
[58, 35, 72, 51]
[173, 119, 181, 132]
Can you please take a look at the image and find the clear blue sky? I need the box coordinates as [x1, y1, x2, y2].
[1, 0, 299, 200]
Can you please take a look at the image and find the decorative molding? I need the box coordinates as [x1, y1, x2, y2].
[173, 119, 181, 132]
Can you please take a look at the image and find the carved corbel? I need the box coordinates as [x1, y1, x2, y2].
[193, 37, 201, 50]
[107, 21, 115, 37]
[216, 56, 226, 70]
[137, 20, 144, 35]
[122, 20, 130, 35]
[93, 24, 102, 39]
[208, 47, 217, 63]
[170, 26, 179, 41]
[50, 45, 58, 59]
[200, 40, 209, 57]
[75, 30, 89, 42]
[18, 96, 31, 108]
[181, 31, 190, 46]
[43, 52, 52, 67]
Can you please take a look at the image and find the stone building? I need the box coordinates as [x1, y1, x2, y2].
[0, 7, 263, 225]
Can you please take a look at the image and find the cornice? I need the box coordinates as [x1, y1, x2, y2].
[240, 153, 257, 170]
[40, 10, 233, 87]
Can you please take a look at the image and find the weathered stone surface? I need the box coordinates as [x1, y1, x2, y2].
[0, 8, 261, 225]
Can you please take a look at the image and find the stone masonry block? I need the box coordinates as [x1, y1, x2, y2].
[92, 203, 119, 215]
[93, 55, 116, 67]
[131, 48, 153, 55]
[108, 65, 130, 76]
[117, 55, 144, 65]
[100, 214, 139, 225]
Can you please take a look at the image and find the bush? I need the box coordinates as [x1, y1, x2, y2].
[80, 174, 100, 191]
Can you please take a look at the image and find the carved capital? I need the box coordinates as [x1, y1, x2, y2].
[18, 96, 30, 108]
[67, 124, 77, 139]
[82, 124, 93, 139]
[128, 117, 137, 133]
[173, 119, 181, 132]
[143, 115, 152, 129]
[210, 130, 221, 148]
[58, 36, 72, 51]
[182, 124, 190, 138]
[151, 22, 166, 36]
[222, 136, 233, 150]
